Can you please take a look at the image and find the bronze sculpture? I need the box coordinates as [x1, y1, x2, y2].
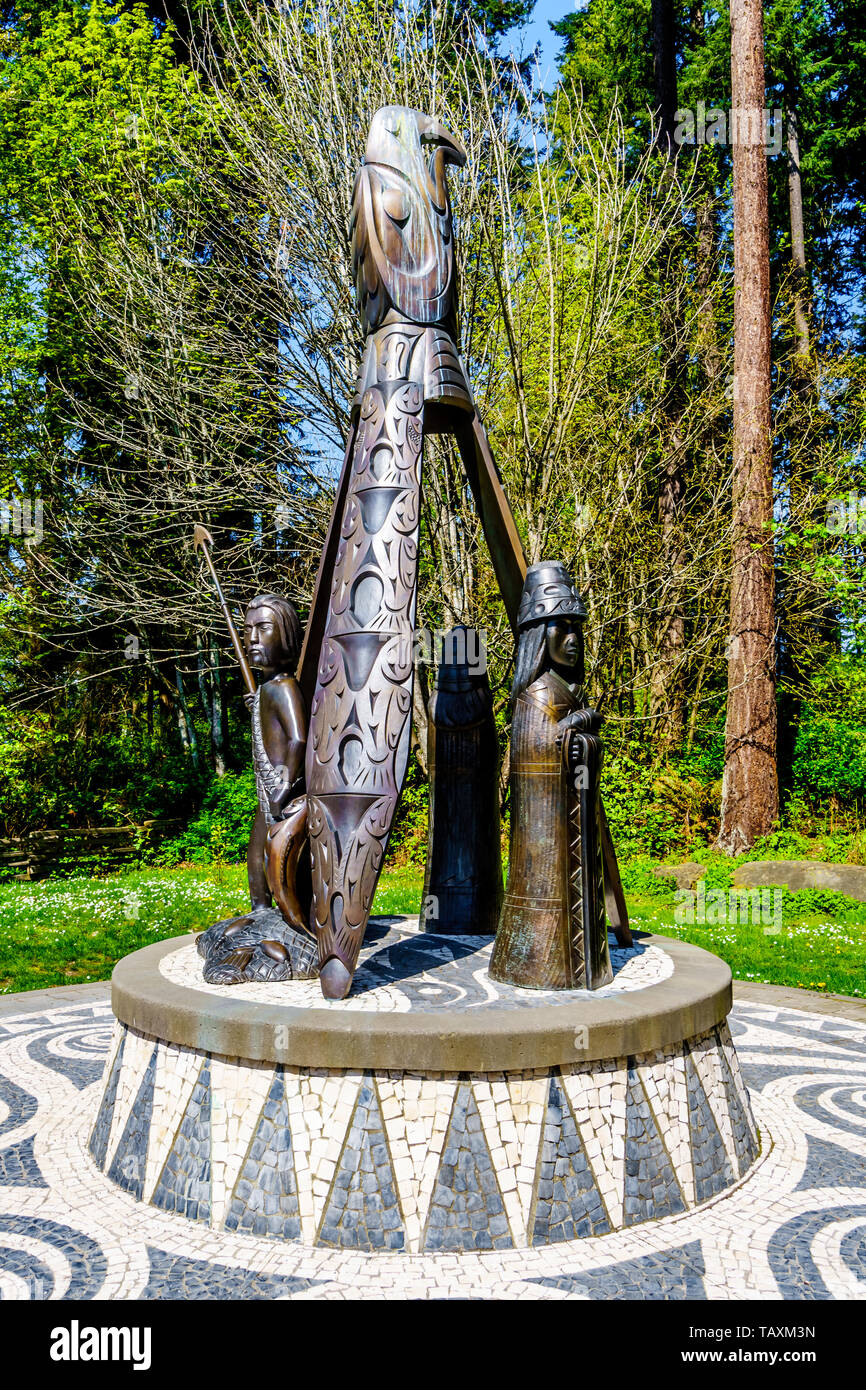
[296, 106, 631, 998]
[195, 529, 317, 983]
[490, 564, 624, 991]
[421, 628, 502, 934]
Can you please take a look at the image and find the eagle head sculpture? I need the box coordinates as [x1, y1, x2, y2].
[350, 106, 467, 338]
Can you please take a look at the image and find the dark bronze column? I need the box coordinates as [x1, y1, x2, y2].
[421, 628, 502, 934]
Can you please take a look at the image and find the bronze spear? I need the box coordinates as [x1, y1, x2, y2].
[192, 523, 256, 696]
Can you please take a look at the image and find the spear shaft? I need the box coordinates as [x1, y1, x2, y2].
[192, 524, 256, 696]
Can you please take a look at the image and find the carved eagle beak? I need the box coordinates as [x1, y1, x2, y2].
[417, 114, 467, 168]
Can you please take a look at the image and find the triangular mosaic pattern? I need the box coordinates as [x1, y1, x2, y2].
[715, 1038, 759, 1176]
[377, 1073, 458, 1253]
[226, 1066, 302, 1241]
[316, 1075, 405, 1250]
[624, 1060, 686, 1225]
[422, 1078, 512, 1252]
[689, 1029, 740, 1171]
[208, 1053, 275, 1228]
[473, 1071, 548, 1246]
[88, 1028, 125, 1171]
[530, 1074, 611, 1244]
[292, 1069, 364, 1237]
[151, 1059, 212, 1223]
[640, 1045, 695, 1207]
[142, 1043, 207, 1206]
[684, 1044, 735, 1202]
[560, 1059, 628, 1228]
[107, 1042, 157, 1200]
[104, 1026, 156, 1165]
[717, 1020, 760, 1150]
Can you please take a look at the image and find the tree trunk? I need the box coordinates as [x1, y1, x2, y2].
[174, 665, 199, 770]
[719, 0, 779, 852]
[651, 0, 679, 155]
[650, 0, 687, 748]
[209, 635, 227, 777]
[786, 106, 811, 363]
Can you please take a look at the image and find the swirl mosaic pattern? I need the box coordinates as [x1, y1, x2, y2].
[0, 992, 864, 1297]
[161, 918, 674, 1013]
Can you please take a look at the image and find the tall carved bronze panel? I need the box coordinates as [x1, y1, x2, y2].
[302, 108, 631, 1000]
[421, 629, 503, 934]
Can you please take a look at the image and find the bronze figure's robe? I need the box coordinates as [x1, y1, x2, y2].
[490, 671, 612, 990]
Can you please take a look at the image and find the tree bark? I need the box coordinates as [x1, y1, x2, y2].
[786, 106, 811, 362]
[719, 0, 779, 852]
[650, 0, 687, 748]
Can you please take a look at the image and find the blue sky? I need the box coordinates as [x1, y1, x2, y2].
[506, 0, 578, 86]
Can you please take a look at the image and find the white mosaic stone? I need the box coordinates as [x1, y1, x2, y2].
[560, 1058, 628, 1228]
[638, 1043, 694, 1205]
[471, 1070, 548, 1245]
[159, 919, 674, 1014]
[2, 992, 865, 1299]
[376, 1071, 458, 1253]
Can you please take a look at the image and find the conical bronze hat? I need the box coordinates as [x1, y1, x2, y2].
[517, 561, 587, 629]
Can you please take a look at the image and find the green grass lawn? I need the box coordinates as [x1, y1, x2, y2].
[0, 856, 863, 998]
[0, 862, 426, 995]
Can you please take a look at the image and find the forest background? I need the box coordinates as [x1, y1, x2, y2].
[1, 0, 864, 887]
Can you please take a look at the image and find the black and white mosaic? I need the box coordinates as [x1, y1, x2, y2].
[0, 993, 865, 1298]
[162, 918, 673, 1014]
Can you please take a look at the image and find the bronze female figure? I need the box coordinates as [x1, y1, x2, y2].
[490, 563, 612, 991]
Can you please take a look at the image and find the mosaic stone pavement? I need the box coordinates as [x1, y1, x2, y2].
[160, 917, 673, 1013]
[0, 991, 864, 1299]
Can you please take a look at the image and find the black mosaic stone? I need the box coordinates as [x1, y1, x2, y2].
[0, 1015, 52, 1039]
[225, 1066, 302, 1241]
[151, 1058, 211, 1222]
[768, 1205, 866, 1299]
[141, 1245, 326, 1299]
[795, 1133, 866, 1192]
[316, 1075, 405, 1251]
[684, 1045, 735, 1202]
[0, 1214, 107, 1299]
[792, 1082, 866, 1139]
[530, 1074, 610, 1244]
[841, 1226, 866, 1279]
[26, 1020, 112, 1090]
[0, 1135, 47, 1188]
[0, 1242, 55, 1299]
[624, 1061, 686, 1224]
[529, 1239, 708, 1299]
[88, 1029, 126, 1171]
[737, 1060, 803, 1090]
[0, 1068, 37, 1140]
[733, 1011, 865, 1058]
[715, 1032, 759, 1176]
[107, 1043, 157, 1201]
[422, 1078, 512, 1252]
[311, 920, 648, 1011]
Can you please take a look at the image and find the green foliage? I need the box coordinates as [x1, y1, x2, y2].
[780, 887, 866, 921]
[617, 855, 677, 899]
[601, 742, 692, 857]
[385, 755, 429, 867]
[791, 655, 866, 809]
[0, 710, 204, 835]
[156, 770, 259, 865]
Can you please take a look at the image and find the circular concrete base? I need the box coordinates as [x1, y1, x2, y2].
[89, 919, 759, 1253]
